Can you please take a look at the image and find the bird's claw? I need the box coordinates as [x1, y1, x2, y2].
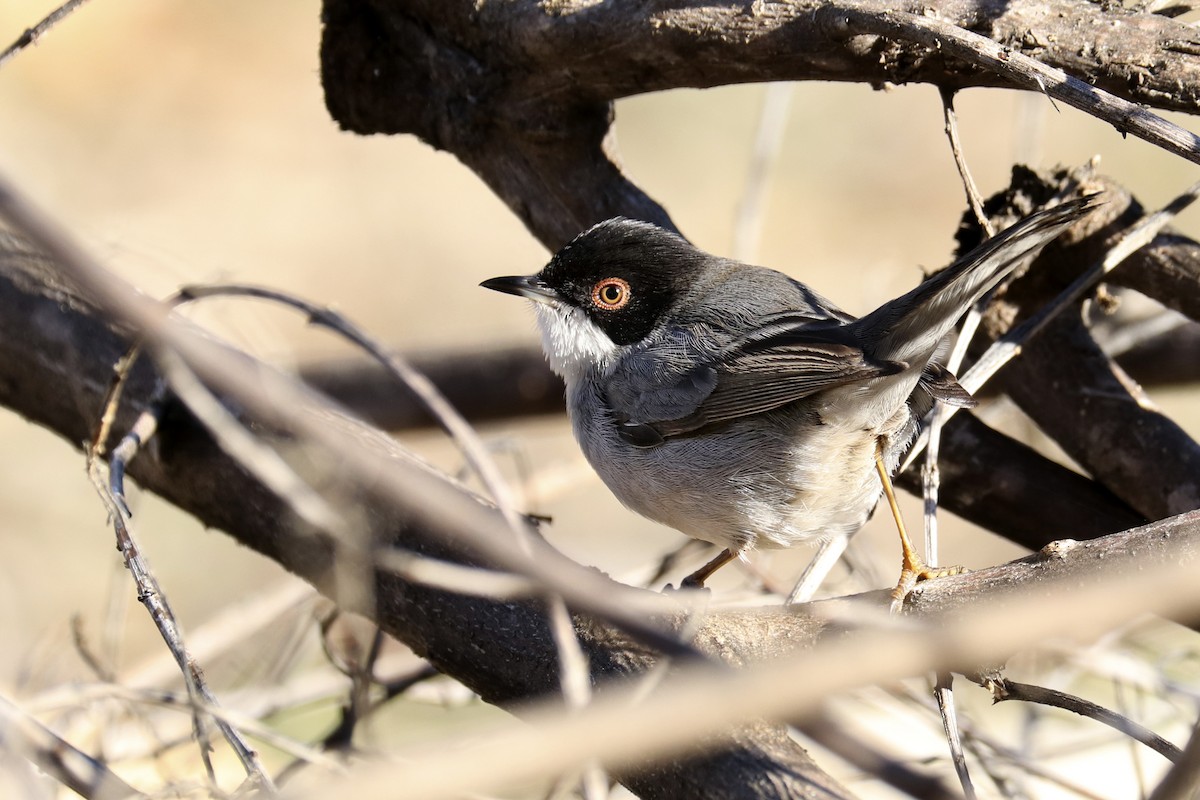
[889, 556, 967, 612]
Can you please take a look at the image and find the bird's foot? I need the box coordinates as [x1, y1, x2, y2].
[889, 556, 967, 613]
[676, 547, 737, 590]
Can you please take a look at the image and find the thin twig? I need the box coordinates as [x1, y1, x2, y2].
[940, 88, 994, 237]
[828, 6, 1200, 168]
[891, 684, 1109, 800]
[989, 679, 1182, 763]
[935, 673, 978, 800]
[0, 0, 94, 70]
[70, 615, 115, 684]
[89, 403, 276, 792]
[545, 597, 608, 800]
[924, 86, 995, 566]
[786, 534, 850, 604]
[373, 550, 541, 599]
[731, 82, 792, 262]
[923, 91, 991, 800]
[92, 403, 219, 788]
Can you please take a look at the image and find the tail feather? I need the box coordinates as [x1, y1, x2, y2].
[853, 195, 1099, 365]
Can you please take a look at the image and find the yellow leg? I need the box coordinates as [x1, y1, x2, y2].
[874, 442, 963, 607]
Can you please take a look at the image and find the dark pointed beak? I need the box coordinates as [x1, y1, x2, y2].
[480, 275, 560, 305]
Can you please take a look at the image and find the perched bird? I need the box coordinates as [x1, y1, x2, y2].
[482, 197, 1095, 593]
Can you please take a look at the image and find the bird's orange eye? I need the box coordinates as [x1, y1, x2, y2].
[591, 277, 631, 310]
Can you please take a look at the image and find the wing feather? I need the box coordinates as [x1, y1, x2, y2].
[605, 322, 904, 444]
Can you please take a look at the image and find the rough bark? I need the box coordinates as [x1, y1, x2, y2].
[961, 169, 1200, 523]
[319, 0, 1200, 248]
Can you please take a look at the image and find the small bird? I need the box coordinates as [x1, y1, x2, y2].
[482, 197, 1096, 593]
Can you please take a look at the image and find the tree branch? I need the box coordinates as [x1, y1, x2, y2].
[320, 0, 1200, 248]
[962, 169, 1200, 520]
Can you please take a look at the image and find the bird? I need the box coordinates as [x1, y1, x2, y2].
[482, 196, 1096, 595]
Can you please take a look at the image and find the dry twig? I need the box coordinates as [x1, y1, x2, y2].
[0, 0, 93, 70]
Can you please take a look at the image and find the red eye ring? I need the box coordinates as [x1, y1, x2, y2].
[591, 277, 631, 310]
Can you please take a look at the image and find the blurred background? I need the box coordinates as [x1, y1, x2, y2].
[1, 1, 1198, 797]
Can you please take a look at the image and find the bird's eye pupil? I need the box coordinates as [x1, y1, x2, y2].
[592, 277, 631, 310]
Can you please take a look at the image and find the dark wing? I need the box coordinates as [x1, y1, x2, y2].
[604, 320, 906, 447]
[907, 362, 978, 420]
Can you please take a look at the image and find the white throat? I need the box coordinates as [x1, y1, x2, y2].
[532, 302, 620, 383]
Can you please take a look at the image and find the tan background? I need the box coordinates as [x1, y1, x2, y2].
[0, 1, 1197, 795]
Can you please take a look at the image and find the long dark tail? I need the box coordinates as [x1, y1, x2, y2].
[852, 195, 1099, 366]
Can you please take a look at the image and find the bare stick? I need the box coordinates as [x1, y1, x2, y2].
[921, 92, 994, 798]
[940, 88, 994, 237]
[923, 87, 995, 566]
[93, 405, 217, 787]
[786, 534, 851, 604]
[935, 673, 978, 800]
[70, 615, 115, 684]
[374, 550, 541, 600]
[91, 404, 275, 792]
[0, 0, 93, 70]
[731, 83, 792, 262]
[989, 679, 1182, 763]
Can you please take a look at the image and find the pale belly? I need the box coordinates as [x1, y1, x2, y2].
[568, 380, 916, 553]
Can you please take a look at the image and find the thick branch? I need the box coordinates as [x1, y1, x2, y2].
[1004, 306, 1200, 518]
[320, 0, 1200, 247]
[963, 169, 1200, 520]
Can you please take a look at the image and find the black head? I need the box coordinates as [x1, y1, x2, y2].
[534, 218, 708, 346]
